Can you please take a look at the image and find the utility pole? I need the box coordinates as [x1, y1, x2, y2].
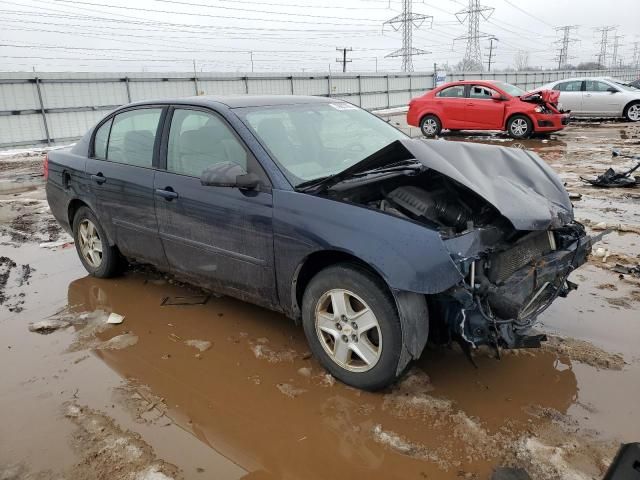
[383, 0, 432, 72]
[611, 34, 623, 68]
[554, 25, 579, 70]
[485, 36, 498, 71]
[335, 47, 352, 73]
[455, 0, 495, 71]
[249, 51, 254, 73]
[594, 26, 616, 68]
[633, 41, 640, 68]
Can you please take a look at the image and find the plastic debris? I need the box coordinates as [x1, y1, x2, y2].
[28, 318, 70, 334]
[106, 313, 125, 324]
[184, 339, 211, 352]
[39, 240, 74, 249]
[611, 264, 640, 278]
[581, 149, 640, 188]
[160, 295, 210, 306]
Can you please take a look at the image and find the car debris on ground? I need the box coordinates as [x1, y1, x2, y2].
[581, 149, 640, 187]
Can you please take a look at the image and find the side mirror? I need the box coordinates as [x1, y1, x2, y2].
[607, 87, 618, 93]
[200, 162, 259, 190]
[491, 92, 507, 101]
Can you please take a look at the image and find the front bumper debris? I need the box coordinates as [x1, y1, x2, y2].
[434, 223, 592, 350]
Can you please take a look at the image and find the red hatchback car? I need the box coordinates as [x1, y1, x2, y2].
[407, 80, 569, 139]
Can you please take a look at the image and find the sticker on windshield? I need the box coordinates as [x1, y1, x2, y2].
[329, 103, 358, 111]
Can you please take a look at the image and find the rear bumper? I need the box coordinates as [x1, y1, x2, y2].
[434, 224, 591, 349]
[534, 113, 570, 132]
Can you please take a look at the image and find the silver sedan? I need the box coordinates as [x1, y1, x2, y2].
[539, 77, 640, 121]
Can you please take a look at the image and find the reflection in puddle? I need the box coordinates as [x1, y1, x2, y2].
[62, 273, 624, 479]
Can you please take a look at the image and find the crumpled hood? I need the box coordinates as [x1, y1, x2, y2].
[521, 89, 560, 105]
[401, 138, 573, 230]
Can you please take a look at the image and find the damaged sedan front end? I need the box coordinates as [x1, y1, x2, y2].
[308, 138, 592, 353]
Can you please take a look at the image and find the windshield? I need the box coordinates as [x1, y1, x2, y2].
[613, 81, 639, 91]
[492, 81, 526, 96]
[236, 102, 407, 186]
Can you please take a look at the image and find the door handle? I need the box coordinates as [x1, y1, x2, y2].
[155, 187, 178, 201]
[90, 173, 106, 184]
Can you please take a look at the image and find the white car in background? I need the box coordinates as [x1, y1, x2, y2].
[539, 77, 640, 121]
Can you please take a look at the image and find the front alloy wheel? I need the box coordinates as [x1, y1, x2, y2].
[626, 103, 640, 122]
[301, 264, 404, 391]
[315, 289, 382, 372]
[508, 115, 532, 139]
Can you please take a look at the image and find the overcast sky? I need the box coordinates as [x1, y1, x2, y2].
[1, 0, 639, 73]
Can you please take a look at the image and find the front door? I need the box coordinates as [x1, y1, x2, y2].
[433, 84, 468, 128]
[154, 107, 277, 305]
[465, 84, 506, 129]
[85, 106, 168, 267]
[554, 80, 584, 115]
[582, 80, 620, 116]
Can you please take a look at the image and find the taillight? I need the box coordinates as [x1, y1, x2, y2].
[43, 153, 49, 180]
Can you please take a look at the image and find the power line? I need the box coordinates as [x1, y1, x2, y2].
[455, 0, 494, 71]
[383, 0, 432, 72]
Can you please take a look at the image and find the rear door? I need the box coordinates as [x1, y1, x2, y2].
[86, 106, 168, 267]
[154, 106, 276, 305]
[433, 85, 467, 128]
[464, 84, 505, 129]
[583, 80, 620, 116]
[553, 80, 584, 114]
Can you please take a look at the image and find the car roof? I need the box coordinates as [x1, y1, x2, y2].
[124, 94, 336, 109]
[548, 76, 617, 84]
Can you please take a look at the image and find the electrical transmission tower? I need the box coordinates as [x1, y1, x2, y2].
[455, 0, 495, 71]
[633, 41, 640, 68]
[611, 35, 623, 68]
[554, 25, 579, 69]
[383, 0, 433, 72]
[336, 47, 352, 73]
[594, 25, 616, 68]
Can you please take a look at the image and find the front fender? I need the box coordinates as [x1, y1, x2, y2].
[273, 190, 463, 312]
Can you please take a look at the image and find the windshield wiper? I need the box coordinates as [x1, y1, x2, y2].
[295, 158, 422, 193]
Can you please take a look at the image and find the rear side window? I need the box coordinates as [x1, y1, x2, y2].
[93, 118, 112, 159]
[167, 109, 249, 177]
[585, 80, 614, 92]
[437, 85, 465, 98]
[107, 108, 162, 168]
[555, 81, 582, 92]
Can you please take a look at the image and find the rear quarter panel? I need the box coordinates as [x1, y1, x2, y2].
[46, 148, 96, 236]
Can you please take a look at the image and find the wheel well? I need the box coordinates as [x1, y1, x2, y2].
[293, 250, 390, 316]
[623, 100, 640, 116]
[419, 112, 440, 126]
[505, 112, 532, 130]
[67, 199, 89, 227]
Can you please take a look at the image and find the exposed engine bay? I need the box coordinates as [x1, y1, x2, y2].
[325, 160, 592, 354]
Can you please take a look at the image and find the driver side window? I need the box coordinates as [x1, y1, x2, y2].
[469, 85, 497, 99]
[167, 109, 248, 178]
[585, 80, 614, 92]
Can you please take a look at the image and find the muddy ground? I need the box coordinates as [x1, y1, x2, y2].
[1, 120, 639, 480]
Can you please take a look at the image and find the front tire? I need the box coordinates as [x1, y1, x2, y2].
[507, 114, 533, 139]
[624, 102, 640, 122]
[72, 206, 122, 278]
[420, 114, 442, 137]
[301, 264, 403, 391]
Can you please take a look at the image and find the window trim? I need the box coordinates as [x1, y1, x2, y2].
[436, 84, 467, 99]
[159, 105, 272, 189]
[89, 105, 168, 171]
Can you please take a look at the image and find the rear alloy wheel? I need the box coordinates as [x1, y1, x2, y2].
[420, 115, 442, 137]
[302, 264, 403, 391]
[624, 102, 640, 122]
[72, 206, 123, 278]
[507, 115, 533, 139]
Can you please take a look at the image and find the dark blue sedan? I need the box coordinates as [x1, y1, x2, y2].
[46, 95, 592, 390]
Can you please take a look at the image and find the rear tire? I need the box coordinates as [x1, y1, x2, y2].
[72, 206, 123, 278]
[301, 264, 402, 391]
[624, 101, 640, 122]
[420, 115, 442, 137]
[507, 114, 533, 139]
